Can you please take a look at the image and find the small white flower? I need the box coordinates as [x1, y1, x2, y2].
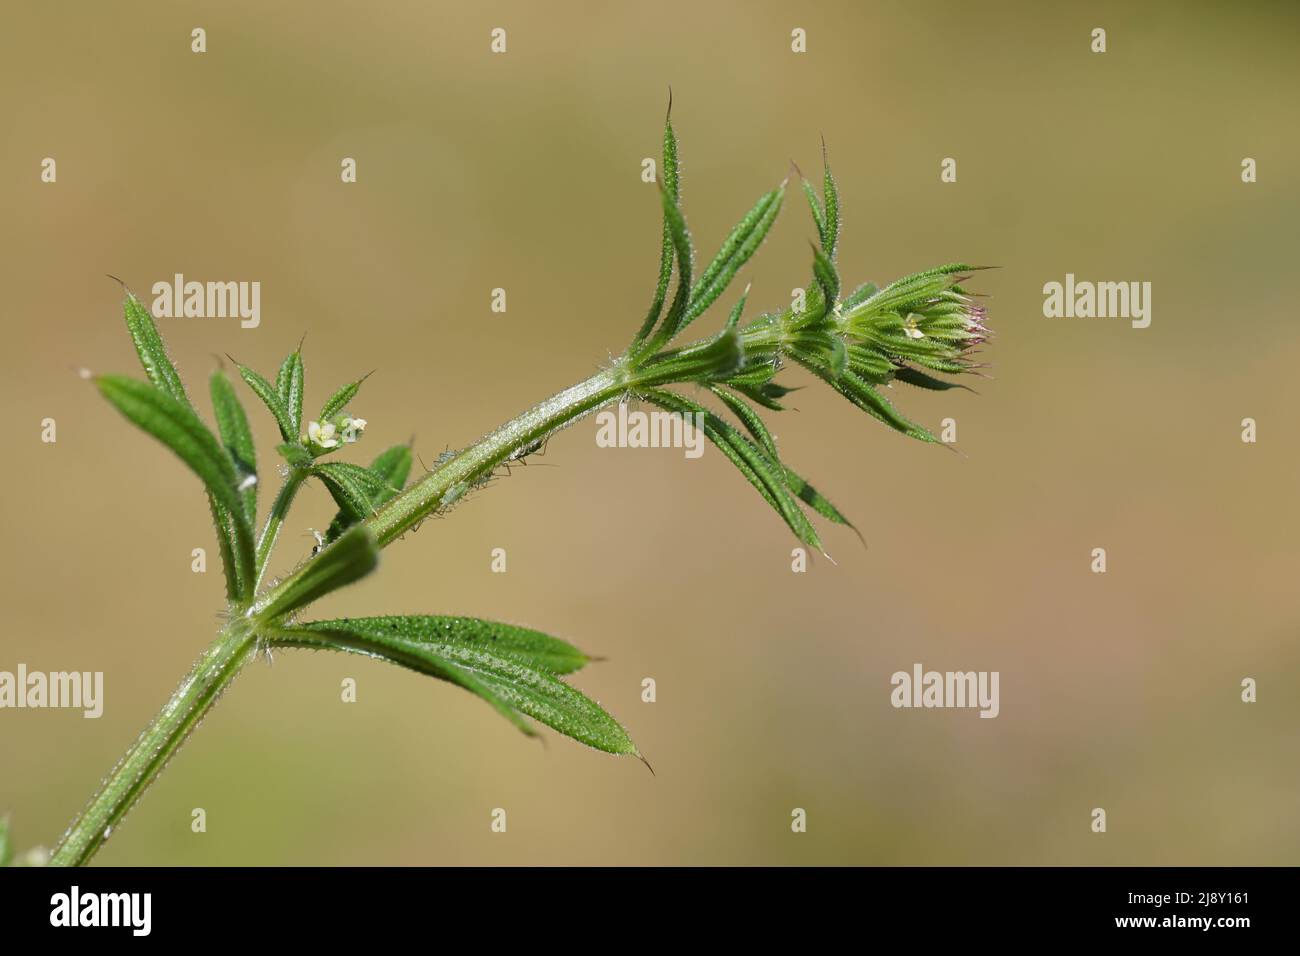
[903, 314, 925, 339]
[308, 420, 338, 449]
[340, 416, 367, 443]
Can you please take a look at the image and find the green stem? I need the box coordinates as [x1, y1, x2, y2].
[48, 620, 259, 867]
[364, 367, 631, 546]
[254, 468, 308, 589]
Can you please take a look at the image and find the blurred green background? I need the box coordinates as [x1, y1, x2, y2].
[2, 0, 1298, 865]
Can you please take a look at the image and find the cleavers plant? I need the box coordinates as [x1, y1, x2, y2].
[28, 105, 990, 867]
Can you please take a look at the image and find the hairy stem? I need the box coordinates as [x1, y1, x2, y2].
[49, 620, 258, 867]
[254, 468, 308, 589]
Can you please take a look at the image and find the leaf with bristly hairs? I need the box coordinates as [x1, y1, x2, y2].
[122, 294, 189, 405]
[820, 147, 840, 261]
[210, 369, 257, 525]
[116, 293, 250, 595]
[96, 375, 256, 594]
[323, 444, 412, 543]
[234, 359, 296, 443]
[791, 348, 939, 443]
[275, 350, 305, 439]
[709, 385, 856, 535]
[272, 615, 641, 758]
[311, 461, 395, 522]
[679, 184, 785, 331]
[631, 104, 680, 346]
[641, 185, 694, 351]
[894, 366, 973, 392]
[319, 372, 371, 422]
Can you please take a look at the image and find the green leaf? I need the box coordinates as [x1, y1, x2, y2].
[647, 184, 694, 348]
[205, 496, 244, 601]
[276, 351, 305, 439]
[210, 369, 257, 524]
[780, 467, 856, 533]
[0, 814, 11, 867]
[320, 373, 369, 422]
[794, 354, 939, 443]
[821, 147, 840, 261]
[311, 461, 394, 520]
[122, 294, 190, 407]
[632, 107, 680, 345]
[324, 443, 412, 543]
[711, 385, 778, 459]
[367, 443, 413, 491]
[893, 366, 971, 392]
[681, 184, 785, 330]
[643, 389, 821, 550]
[725, 373, 798, 406]
[117, 295, 252, 594]
[812, 246, 840, 318]
[273, 616, 639, 756]
[234, 360, 296, 443]
[710, 386, 857, 537]
[801, 178, 825, 246]
[252, 524, 378, 621]
[96, 375, 256, 593]
[723, 286, 750, 330]
[843, 281, 878, 310]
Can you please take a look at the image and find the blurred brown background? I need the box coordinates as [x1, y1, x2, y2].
[2, 1, 1297, 865]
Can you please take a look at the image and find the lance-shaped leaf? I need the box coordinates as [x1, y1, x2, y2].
[233, 360, 296, 442]
[640, 185, 694, 352]
[866, 264, 982, 313]
[801, 178, 826, 247]
[96, 375, 256, 590]
[710, 384, 778, 459]
[710, 385, 857, 537]
[843, 281, 879, 310]
[252, 524, 378, 621]
[319, 372, 370, 422]
[792, 245, 840, 332]
[276, 350, 305, 439]
[821, 147, 840, 261]
[780, 467, 856, 535]
[0, 814, 11, 867]
[729, 380, 796, 411]
[680, 184, 785, 330]
[323, 443, 412, 543]
[812, 245, 840, 317]
[271, 616, 639, 757]
[210, 369, 257, 524]
[894, 366, 972, 392]
[312, 461, 395, 521]
[205, 496, 244, 601]
[793, 352, 939, 443]
[632, 106, 681, 345]
[122, 294, 189, 407]
[643, 388, 821, 550]
[117, 297, 251, 592]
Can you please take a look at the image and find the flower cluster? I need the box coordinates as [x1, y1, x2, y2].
[306, 415, 366, 452]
